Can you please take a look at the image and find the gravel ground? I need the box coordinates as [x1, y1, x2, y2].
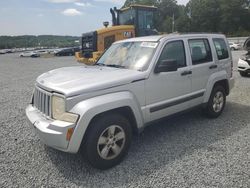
[0, 52, 249, 188]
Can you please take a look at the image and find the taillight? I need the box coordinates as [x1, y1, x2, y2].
[230, 60, 233, 78]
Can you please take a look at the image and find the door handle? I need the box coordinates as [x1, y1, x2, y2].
[209, 65, 218, 69]
[181, 70, 192, 76]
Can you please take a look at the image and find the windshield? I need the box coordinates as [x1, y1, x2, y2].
[96, 41, 158, 71]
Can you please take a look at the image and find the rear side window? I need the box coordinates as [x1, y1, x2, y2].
[188, 39, 212, 65]
[158, 40, 186, 68]
[213, 38, 229, 60]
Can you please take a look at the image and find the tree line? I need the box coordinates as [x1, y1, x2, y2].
[0, 35, 80, 49]
[124, 0, 250, 36]
[1, 0, 249, 49]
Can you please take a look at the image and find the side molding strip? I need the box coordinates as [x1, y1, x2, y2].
[150, 92, 205, 113]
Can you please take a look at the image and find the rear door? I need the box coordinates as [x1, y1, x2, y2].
[212, 38, 232, 77]
[187, 38, 217, 106]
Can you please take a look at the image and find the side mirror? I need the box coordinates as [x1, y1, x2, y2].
[154, 59, 178, 73]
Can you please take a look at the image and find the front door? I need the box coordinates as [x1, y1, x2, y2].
[145, 40, 192, 122]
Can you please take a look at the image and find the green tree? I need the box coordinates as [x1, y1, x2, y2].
[175, 5, 191, 32]
[123, 0, 157, 7]
[219, 0, 250, 35]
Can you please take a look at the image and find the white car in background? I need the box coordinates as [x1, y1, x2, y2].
[0, 49, 6, 54]
[229, 42, 241, 51]
[238, 37, 250, 77]
[19, 51, 40, 58]
[36, 50, 48, 55]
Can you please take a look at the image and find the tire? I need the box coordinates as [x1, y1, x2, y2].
[83, 113, 132, 170]
[204, 85, 226, 118]
[239, 71, 248, 77]
[230, 47, 235, 51]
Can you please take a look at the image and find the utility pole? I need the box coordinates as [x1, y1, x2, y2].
[172, 13, 175, 33]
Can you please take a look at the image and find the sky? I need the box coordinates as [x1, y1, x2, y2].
[0, 0, 189, 36]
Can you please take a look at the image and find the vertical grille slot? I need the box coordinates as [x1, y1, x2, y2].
[33, 87, 52, 117]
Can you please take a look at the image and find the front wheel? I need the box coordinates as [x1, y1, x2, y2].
[204, 85, 226, 118]
[83, 113, 132, 170]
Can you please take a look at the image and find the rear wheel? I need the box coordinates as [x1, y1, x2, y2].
[204, 85, 226, 118]
[83, 113, 132, 170]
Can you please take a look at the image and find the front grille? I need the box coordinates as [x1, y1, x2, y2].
[33, 87, 52, 117]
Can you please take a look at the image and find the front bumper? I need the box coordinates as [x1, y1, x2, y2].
[26, 104, 76, 151]
[238, 58, 250, 73]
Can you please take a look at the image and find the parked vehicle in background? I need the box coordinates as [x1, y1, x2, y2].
[238, 37, 250, 77]
[5, 49, 13, 53]
[19, 51, 40, 57]
[36, 50, 48, 55]
[26, 34, 234, 169]
[0, 50, 6, 54]
[229, 42, 241, 51]
[55, 47, 80, 56]
[76, 4, 158, 64]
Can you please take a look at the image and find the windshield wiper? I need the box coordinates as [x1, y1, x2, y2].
[95, 63, 106, 66]
[105, 64, 125, 68]
[95, 63, 125, 69]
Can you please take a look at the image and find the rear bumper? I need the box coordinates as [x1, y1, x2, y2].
[26, 105, 76, 151]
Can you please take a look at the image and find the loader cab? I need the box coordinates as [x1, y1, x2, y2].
[77, 5, 158, 64]
[118, 5, 158, 37]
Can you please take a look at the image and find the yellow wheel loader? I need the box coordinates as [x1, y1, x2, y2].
[75, 4, 158, 65]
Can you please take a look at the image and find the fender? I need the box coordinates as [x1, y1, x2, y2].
[203, 70, 228, 103]
[66, 91, 144, 153]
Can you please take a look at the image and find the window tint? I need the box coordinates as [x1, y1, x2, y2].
[213, 38, 229, 60]
[119, 9, 135, 25]
[104, 35, 115, 49]
[158, 40, 186, 68]
[188, 39, 212, 65]
[138, 10, 154, 29]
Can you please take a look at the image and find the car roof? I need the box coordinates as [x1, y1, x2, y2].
[114, 33, 226, 44]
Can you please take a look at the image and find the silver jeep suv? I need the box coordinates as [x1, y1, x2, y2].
[26, 34, 234, 169]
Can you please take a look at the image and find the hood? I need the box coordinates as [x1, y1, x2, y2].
[243, 37, 250, 51]
[36, 66, 145, 97]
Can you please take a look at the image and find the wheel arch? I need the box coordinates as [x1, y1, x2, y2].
[82, 106, 138, 146]
[213, 79, 229, 95]
[203, 71, 229, 103]
[66, 91, 144, 153]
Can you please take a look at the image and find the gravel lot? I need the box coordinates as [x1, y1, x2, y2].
[0, 52, 249, 188]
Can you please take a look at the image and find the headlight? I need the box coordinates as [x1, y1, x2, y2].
[52, 95, 79, 123]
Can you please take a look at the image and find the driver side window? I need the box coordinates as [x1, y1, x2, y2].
[158, 40, 186, 68]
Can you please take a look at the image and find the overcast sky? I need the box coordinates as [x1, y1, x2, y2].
[0, 0, 189, 36]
